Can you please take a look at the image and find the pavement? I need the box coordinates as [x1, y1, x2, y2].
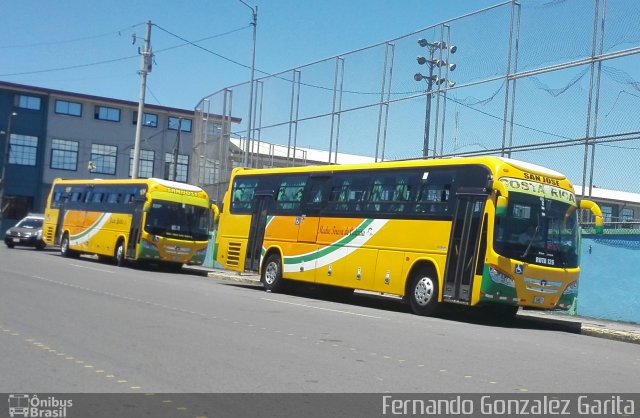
[183, 265, 640, 345]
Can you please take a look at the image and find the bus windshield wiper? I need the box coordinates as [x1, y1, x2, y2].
[521, 224, 540, 259]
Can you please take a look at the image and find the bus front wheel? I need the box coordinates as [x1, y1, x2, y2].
[262, 254, 284, 293]
[408, 267, 440, 316]
[115, 240, 126, 267]
[60, 233, 78, 258]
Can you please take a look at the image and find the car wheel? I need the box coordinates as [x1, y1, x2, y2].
[5, 242, 14, 249]
[261, 253, 284, 292]
[35, 242, 45, 250]
[115, 240, 126, 267]
[408, 267, 440, 316]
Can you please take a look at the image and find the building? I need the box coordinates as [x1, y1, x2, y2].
[0, 81, 240, 234]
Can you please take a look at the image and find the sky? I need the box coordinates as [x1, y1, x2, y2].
[1, 0, 500, 110]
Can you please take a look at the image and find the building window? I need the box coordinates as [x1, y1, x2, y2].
[198, 158, 218, 185]
[164, 153, 189, 182]
[55, 100, 82, 117]
[168, 117, 192, 132]
[15, 94, 41, 110]
[621, 208, 634, 222]
[129, 149, 155, 178]
[90, 144, 117, 175]
[8, 134, 38, 166]
[94, 106, 120, 122]
[50, 139, 79, 171]
[133, 111, 158, 128]
[600, 205, 613, 223]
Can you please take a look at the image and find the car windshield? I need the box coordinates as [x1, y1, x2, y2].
[493, 192, 579, 268]
[144, 200, 210, 241]
[16, 218, 43, 229]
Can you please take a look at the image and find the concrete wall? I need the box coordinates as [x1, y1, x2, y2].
[577, 233, 640, 324]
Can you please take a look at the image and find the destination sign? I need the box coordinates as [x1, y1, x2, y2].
[499, 177, 576, 204]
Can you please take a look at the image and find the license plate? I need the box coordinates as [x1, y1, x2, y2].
[533, 296, 545, 304]
[12, 238, 20, 243]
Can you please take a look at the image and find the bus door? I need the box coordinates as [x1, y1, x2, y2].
[53, 188, 71, 245]
[443, 188, 487, 303]
[127, 202, 144, 259]
[245, 191, 274, 272]
[297, 176, 328, 243]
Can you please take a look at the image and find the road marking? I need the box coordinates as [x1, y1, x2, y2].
[68, 263, 115, 274]
[261, 298, 383, 319]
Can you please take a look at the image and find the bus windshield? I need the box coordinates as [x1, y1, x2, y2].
[493, 192, 579, 268]
[144, 200, 210, 241]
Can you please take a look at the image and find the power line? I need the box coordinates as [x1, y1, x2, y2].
[0, 23, 146, 49]
[0, 25, 251, 77]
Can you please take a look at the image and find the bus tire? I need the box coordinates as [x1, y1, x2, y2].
[262, 253, 284, 293]
[408, 267, 440, 316]
[115, 240, 126, 267]
[60, 233, 78, 258]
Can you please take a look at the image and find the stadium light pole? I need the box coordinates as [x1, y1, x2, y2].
[0, 111, 18, 226]
[415, 38, 456, 158]
[238, 0, 257, 168]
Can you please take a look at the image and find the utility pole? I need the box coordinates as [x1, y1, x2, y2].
[132, 20, 153, 179]
[0, 112, 18, 227]
[173, 118, 183, 181]
[238, 1, 257, 168]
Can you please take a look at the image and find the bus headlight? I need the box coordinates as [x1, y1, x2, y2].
[489, 267, 516, 288]
[562, 281, 578, 295]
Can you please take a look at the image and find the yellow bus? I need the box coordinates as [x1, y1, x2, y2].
[215, 156, 603, 316]
[43, 178, 216, 270]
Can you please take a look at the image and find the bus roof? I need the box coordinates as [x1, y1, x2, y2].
[231, 155, 567, 181]
[51, 177, 206, 193]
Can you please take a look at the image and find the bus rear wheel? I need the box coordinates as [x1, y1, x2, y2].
[262, 254, 284, 293]
[408, 267, 440, 316]
[115, 240, 126, 267]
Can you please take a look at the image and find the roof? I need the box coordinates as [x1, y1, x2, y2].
[574, 186, 640, 205]
[0, 80, 242, 123]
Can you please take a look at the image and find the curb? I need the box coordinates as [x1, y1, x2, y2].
[580, 325, 640, 345]
[206, 271, 262, 286]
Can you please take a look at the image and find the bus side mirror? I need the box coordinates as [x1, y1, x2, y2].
[579, 199, 604, 234]
[211, 203, 220, 225]
[493, 180, 509, 218]
[496, 196, 508, 217]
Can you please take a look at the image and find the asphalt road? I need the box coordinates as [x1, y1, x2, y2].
[1, 246, 638, 393]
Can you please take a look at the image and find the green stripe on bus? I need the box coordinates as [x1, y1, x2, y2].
[284, 218, 375, 265]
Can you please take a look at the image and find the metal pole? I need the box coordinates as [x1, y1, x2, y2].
[589, 0, 607, 197]
[506, 2, 522, 158]
[132, 20, 152, 179]
[423, 46, 435, 158]
[240, 1, 257, 168]
[582, 0, 601, 197]
[381, 44, 395, 162]
[500, 2, 516, 157]
[375, 44, 391, 162]
[0, 112, 17, 225]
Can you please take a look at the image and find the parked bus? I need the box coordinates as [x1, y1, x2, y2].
[215, 156, 603, 316]
[43, 178, 216, 269]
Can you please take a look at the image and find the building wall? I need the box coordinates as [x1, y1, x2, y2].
[0, 87, 48, 233]
[43, 93, 194, 184]
[577, 234, 640, 323]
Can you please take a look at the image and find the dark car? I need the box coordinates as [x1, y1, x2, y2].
[4, 213, 46, 250]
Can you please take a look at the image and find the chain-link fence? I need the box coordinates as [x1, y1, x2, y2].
[193, 0, 640, 204]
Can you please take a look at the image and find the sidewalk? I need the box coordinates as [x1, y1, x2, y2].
[184, 265, 640, 345]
